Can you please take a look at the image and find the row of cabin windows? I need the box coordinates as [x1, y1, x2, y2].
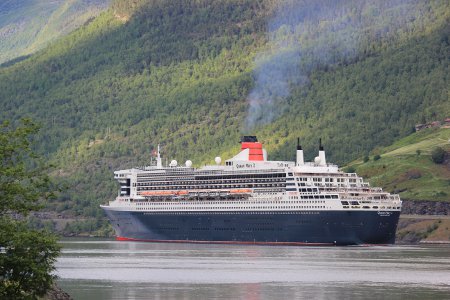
[137, 183, 285, 190]
[136, 174, 286, 183]
[301, 195, 338, 199]
[135, 206, 326, 211]
[136, 174, 361, 184]
[137, 178, 286, 185]
[299, 188, 319, 193]
[135, 200, 326, 206]
[295, 177, 360, 183]
[137, 172, 283, 178]
[139, 211, 321, 215]
[196, 173, 286, 180]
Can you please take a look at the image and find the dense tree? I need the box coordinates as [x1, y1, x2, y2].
[0, 119, 60, 299]
[431, 147, 446, 164]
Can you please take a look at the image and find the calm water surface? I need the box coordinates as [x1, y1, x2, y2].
[56, 239, 450, 299]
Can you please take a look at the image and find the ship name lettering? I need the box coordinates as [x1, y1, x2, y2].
[236, 163, 256, 169]
[377, 211, 392, 216]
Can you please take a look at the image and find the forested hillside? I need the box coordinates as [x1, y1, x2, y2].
[0, 0, 448, 234]
[0, 0, 109, 64]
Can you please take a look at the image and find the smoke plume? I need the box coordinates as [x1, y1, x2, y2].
[244, 0, 419, 131]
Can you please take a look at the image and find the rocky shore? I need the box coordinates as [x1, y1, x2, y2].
[401, 200, 450, 215]
[397, 202, 450, 245]
[43, 284, 72, 300]
[394, 199, 450, 244]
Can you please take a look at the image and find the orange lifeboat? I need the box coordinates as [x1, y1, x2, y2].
[229, 189, 252, 194]
[141, 190, 189, 196]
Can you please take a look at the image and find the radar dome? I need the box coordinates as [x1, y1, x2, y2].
[314, 156, 321, 164]
[185, 160, 192, 167]
[215, 157, 222, 165]
[169, 160, 178, 167]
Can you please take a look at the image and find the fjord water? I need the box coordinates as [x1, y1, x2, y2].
[56, 239, 450, 300]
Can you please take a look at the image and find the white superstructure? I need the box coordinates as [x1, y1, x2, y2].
[103, 137, 402, 214]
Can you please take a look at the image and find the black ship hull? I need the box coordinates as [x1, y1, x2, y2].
[103, 209, 400, 246]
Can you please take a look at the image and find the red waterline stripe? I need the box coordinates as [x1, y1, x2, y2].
[116, 236, 335, 246]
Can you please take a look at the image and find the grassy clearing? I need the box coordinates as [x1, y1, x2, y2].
[349, 128, 450, 202]
[383, 127, 450, 156]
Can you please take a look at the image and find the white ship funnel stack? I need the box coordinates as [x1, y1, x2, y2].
[156, 144, 162, 168]
[263, 149, 268, 161]
[296, 138, 304, 166]
[318, 138, 326, 166]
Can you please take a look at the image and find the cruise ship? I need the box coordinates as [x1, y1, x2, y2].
[101, 136, 401, 245]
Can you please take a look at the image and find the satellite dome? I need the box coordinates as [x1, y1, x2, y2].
[215, 157, 222, 165]
[314, 156, 321, 164]
[169, 160, 178, 167]
[185, 160, 192, 167]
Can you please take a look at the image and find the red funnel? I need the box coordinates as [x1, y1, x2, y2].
[241, 142, 263, 161]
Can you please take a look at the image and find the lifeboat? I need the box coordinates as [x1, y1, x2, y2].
[229, 189, 252, 194]
[141, 190, 189, 196]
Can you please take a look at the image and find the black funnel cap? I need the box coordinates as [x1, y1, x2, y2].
[297, 138, 302, 150]
[240, 136, 258, 143]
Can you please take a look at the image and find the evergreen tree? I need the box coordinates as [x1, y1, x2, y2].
[0, 119, 60, 299]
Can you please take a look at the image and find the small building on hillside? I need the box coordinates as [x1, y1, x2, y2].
[442, 118, 450, 128]
[415, 119, 449, 132]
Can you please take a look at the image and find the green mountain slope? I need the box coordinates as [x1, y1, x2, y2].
[0, 0, 448, 234]
[349, 127, 450, 202]
[0, 0, 109, 64]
